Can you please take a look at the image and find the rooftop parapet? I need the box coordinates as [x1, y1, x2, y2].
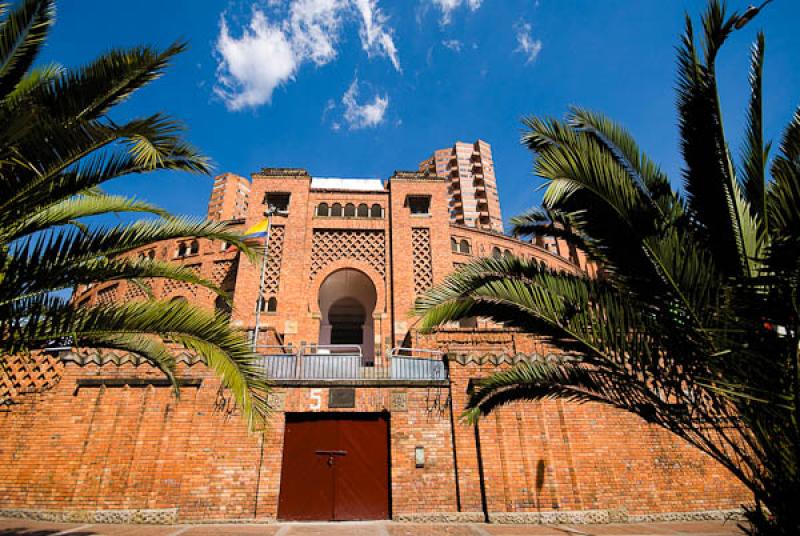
[254, 167, 310, 177]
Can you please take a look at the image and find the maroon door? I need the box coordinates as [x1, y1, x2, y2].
[278, 413, 390, 521]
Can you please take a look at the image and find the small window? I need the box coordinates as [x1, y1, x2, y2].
[344, 203, 356, 217]
[331, 203, 343, 217]
[171, 296, 188, 304]
[407, 195, 431, 215]
[492, 246, 502, 259]
[147, 250, 156, 260]
[370, 203, 382, 218]
[357, 203, 369, 217]
[460, 239, 471, 255]
[265, 192, 291, 214]
[215, 295, 232, 315]
[451, 238, 458, 252]
[504, 249, 512, 258]
[189, 240, 199, 255]
[257, 295, 277, 313]
[317, 202, 329, 217]
[177, 242, 187, 257]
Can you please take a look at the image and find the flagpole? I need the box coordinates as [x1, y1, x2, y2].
[252, 212, 272, 352]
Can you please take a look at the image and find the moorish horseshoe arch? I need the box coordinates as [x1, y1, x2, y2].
[311, 261, 386, 364]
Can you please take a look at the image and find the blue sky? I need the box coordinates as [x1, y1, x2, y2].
[39, 0, 800, 227]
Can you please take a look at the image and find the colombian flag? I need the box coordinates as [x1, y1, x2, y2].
[244, 217, 270, 239]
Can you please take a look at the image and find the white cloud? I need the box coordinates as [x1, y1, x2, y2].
[353, 0, 400, 71]
[442, 39, 462, 52]
[214, 1, 400, 110]
[342, 78, 388, 129]
[289, 0, 344, 65]
[431, 0, 482, 25]
[214, 11, 298, 110]
[515, 22, 542, 64]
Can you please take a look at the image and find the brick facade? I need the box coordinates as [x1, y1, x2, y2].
[0, 165, 749, 523]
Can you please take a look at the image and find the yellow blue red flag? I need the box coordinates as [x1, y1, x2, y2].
[244, 217, 270, 239]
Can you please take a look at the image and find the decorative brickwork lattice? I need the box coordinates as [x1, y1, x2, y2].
[163, 264, 201, 297]
[0, 353, 63, 406]
[211, 258, 238, 291]
[122, 282, 148, 301]
[96, 284, 119, 305]
[412, 227, 433, 295]
[310, 230, 385, 280]
[264, 225, 285, 296]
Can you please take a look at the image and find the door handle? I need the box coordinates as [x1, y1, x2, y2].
[315, 450, 346, 467]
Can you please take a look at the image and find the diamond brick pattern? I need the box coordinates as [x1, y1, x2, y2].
[212, 258, 238, 292]
[412, 227, 433, 295]
[0, 353, 63, 406]
[122, 283, 148, 301]
[264, 225, 285, 296]
[163, 264, 201, 297]
[96, 284, 119, 305]
[310, 229, 385, 280]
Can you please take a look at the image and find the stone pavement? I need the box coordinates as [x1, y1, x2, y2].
[0, 518, 746, 536]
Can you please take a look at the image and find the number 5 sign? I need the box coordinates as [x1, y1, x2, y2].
[309, 388, 322, 411]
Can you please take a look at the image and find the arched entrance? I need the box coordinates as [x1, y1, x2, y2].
[318, 269, 377, 363]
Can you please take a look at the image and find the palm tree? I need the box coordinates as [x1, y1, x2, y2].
[415, 1, 798, 534]
[0, 0, 269, 428]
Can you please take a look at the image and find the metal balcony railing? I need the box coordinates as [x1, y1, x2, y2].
[254, 345, 447, 382]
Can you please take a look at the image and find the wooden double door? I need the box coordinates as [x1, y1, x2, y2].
[277, 413, 390, 521]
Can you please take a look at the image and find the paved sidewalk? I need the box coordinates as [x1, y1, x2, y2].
[0, 518, 746, 536]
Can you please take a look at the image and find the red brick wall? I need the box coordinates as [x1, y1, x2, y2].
[446, 358, 750, 517]
[0, 361, 458, 521]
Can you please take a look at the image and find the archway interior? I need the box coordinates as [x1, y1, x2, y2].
[318, 269, 377, 364]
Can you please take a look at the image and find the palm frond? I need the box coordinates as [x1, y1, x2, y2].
[0, 0, 53, 99]
[740, 32, 769, 228]
[676, 5, 757, 277]
[8, 192, 168, 240]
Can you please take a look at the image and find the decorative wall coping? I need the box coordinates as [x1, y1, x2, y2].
[254, 167, 310, 177]
[61, 349, 204, 367]
[448, 352, 569, 366]
[389, 170, 443, 182]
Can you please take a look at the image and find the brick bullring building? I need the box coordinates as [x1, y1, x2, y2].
[0, 141, 748, 525]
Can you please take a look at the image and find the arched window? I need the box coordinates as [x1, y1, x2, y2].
[451, 238, 458, 252]
[147, 250, 155, 260]
[504, 249, 512, 258]
[357, 203, 369, 217]
[189, 240, 199, 255]
[492, 246, 502, 259]
[370, 204, 382, 218]
[177, 242, 187, 257]
[317, 202, 329, 217]
[331, 203, 343, 217]
[344, 203, 356, 217]
[460, 239, 471, 254]
[267, 296, 278, 312]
